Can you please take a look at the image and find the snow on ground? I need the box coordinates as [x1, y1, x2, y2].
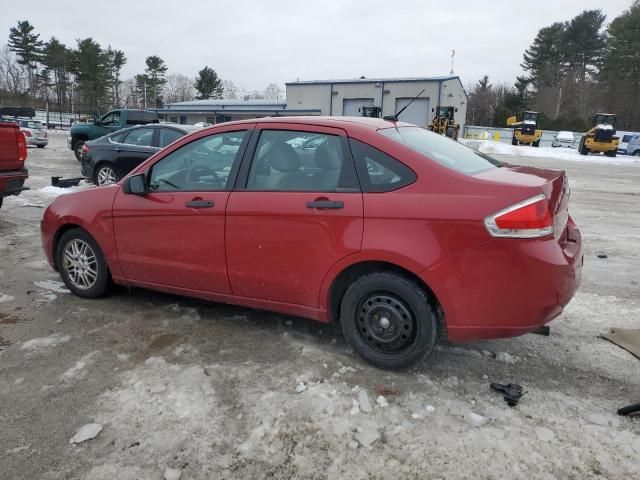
[461, 139, 640, 165]
[33, 280, 70, 294]
[20, 333, 71, 351]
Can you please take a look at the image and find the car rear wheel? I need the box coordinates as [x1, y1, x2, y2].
[95, 164, 119, 186]
[633, 151, 640, 157]
[37, 145, 46, 149]
[56, 229, 110, 298]
[73, 140, 85, 161]
[340, 272, 437, 369]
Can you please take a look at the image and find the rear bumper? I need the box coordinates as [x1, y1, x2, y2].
[423, 217, 583, 342]
[0, 169, 29, 197]
[26, 137, 48, 147]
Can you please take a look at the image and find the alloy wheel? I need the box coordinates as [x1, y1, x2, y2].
[96, 166, 117, 186]
[62, 239, 98, 290]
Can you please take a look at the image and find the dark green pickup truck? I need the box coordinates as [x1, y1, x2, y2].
[67, 109, 159, 160]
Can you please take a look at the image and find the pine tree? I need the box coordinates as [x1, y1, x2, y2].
[8, 20, 43, 104]
[144, 55, 167, 108]
[105, 47, 126, 107]
[41, 37, 72, 119]
[194, 66, 223, 100]
[521, 22, 566, 89]
[601, 1, 640, 129]
[72, 38, 109, 114]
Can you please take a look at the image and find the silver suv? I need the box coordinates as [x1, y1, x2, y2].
[16, 118, 48, 148]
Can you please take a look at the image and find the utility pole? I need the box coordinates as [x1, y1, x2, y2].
[144, 79, 147, 109]
[450, 50, 456, 76]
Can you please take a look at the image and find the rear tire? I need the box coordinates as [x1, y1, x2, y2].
[56, 228, 111, 298]
[37, 145, 46, 149]
[532, 139, 540, 147]
[511, 134, 518, 146]
[446, 126, 455, 139]
[340, 272, 437, 369]
[73, 140, 85, 161]
[605, 150, 617, 158]
[94, 163, 120, 186]
[634, 151, 640, 157]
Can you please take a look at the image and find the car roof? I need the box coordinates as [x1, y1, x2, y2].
[201, 116, 415, 131]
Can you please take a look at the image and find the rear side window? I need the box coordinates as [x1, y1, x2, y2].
[381, 126, 503, 175]
[126, 111, 159, 125]
[349, 139, 416, 192]
[110, 131, 128, 143]
[246, 130, 358, 192]
[159, 128, 185, 148]
[123, 128, 154, 147]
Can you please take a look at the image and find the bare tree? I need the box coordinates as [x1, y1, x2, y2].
[163, 73, 195, 104]
[222, 80, 238, 99]
[0, 45, 28, 99]
[121, 77, 139, 108]
[263, 83, 283, 100]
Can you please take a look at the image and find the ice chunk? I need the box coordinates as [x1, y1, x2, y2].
[358, 390, 372, 413]
[70, 423, 103, 444]
[466, 412, 488, 427]
[376, 395, 389, 408]
[535, 427, 555, 441]
[164, 468, 181, 480]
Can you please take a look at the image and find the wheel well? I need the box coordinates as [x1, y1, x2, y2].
[51, 224, 82, 269]
[72, 135, 88, 145]
[328, 261, 446, 337]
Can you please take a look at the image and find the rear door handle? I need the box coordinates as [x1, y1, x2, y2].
[306, 200, 344, 210]
[185, 199, 214, 208]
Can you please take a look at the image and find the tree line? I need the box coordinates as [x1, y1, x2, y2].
[467, 1, 640, 131]
[0, 20, 284, 119]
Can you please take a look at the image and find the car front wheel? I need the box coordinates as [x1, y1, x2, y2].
[340, 272, 437, 369]
[95, 164, 119, 186]
[56, 229, 110, 298]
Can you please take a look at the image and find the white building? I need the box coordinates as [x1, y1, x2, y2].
[157, 75, 467, 127]
[286, 76, 467, 127]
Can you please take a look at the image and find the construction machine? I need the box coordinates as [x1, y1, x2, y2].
[578, 113, 618, 157]
[427, 106, 459, 139]
[359, 106, 382, 118]
[507, 111, 542, 147]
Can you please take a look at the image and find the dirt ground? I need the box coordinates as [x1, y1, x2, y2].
[1, 134, 639, 480]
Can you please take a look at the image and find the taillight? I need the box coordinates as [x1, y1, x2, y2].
[484, 194, 553, 238]
[82, 144, 90, 153]
[16, 130, 27, 162]
[23, 130, 32, 137]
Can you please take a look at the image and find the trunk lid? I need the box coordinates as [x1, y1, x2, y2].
[476, 164, 570, 238]
[0, 122, 25, 171]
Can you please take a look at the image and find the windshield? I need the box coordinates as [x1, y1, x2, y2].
[594, 115, 615, 126]
[523, 112, 538, 123]
[380, 126, 503, 175]
[436, 107, 452, 118]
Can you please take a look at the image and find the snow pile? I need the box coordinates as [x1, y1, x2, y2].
[33, 280, 70, 294]
[464, 140, 640, 165]
[39, 184, 88, 197]
[0, 293, 15, 303]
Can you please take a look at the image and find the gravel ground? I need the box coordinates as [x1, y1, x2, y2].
[1, 135, 639, 480]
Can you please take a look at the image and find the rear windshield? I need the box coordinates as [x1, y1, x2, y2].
[22, 120, 44, 129]
[380, 126, 503, 175]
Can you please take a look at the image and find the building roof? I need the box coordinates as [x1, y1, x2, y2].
[160, 98, 320, 114]
[286, 76, 460, 85]
[166, 99, 287, 107]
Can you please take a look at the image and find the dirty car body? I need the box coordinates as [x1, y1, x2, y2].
[41, 117, 583, 368]
[0, 121, 28, 209]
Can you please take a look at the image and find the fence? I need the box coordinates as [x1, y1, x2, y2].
[462, 125, 584, 148]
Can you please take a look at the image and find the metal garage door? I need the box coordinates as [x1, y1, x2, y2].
[342, 98, 374, 117]
[395, 98, 430, 127]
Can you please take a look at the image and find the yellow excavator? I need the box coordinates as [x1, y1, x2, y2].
[427, 106, 459, 139]
[507, 111, 542, 147]
[579, 113, 618, 157]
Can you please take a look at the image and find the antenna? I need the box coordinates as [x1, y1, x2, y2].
[383, 89, 426, 122]
[450, 49, 455, 76]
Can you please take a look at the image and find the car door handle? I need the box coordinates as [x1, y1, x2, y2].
[306, 200, 344, 210]
[185, 199, 214, 208]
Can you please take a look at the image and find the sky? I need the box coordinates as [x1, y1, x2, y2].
[0, 0, 634, 92]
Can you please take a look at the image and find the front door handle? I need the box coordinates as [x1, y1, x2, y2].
[185, 199, 214, 209]
[306, 200, 344, 210]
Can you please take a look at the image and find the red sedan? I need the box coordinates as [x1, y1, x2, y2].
[41, 117, 582, 368]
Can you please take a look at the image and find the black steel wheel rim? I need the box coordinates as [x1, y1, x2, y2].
[356, 293, 418, 356]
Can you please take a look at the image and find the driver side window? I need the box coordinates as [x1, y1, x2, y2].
[148, 130, 247, 192]
[101, 112, 120, 126]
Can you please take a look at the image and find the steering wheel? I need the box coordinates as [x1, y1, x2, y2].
[186, 165, 220, 187]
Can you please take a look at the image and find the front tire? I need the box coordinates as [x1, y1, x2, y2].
[340, 272, 437, 369]
[56, 229, 111, 298]
[511, 134, 518, 146]
[532, 139, 540, 147]
[579, 138, 589, 155]
[605, 149, 617, 157]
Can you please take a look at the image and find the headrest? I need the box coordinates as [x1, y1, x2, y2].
[266, 142, 301, 172]
[314, 143, 342, 170]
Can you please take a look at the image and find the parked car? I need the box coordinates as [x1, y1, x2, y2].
[0, 121, 28, 210]
[617, 132, 636, 154]
[81, 124, 197, 185]
[41, 117, 583, 369]
[68, 109, 159, 161]
[552, 131, 575, 148]
[626, 134, 640, 156]
[16, 118, 48, 148]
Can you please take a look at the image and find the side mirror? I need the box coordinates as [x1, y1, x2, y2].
[123, 173, 147, 195]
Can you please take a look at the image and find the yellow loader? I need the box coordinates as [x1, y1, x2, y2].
[506, 111, 542, 147]
[579, 113, 619, 157]
[427, 106, 460, 140]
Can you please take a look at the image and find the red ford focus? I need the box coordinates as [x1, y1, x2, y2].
[41, 117, 582, 368]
